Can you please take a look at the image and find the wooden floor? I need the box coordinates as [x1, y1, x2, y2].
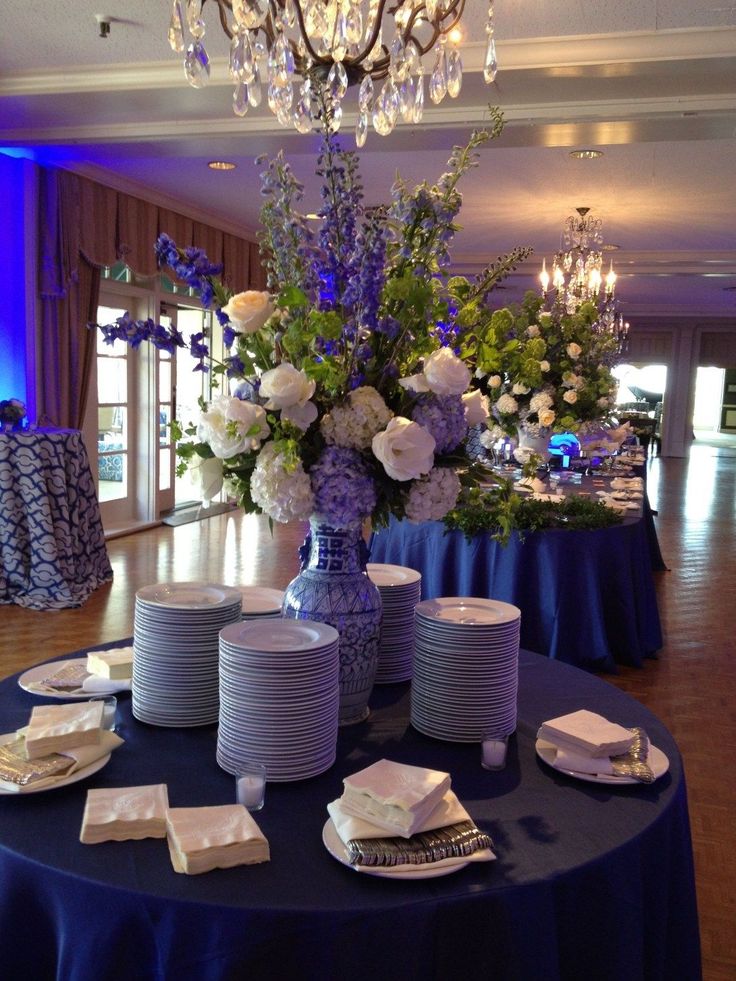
[1, 439, 734, 980]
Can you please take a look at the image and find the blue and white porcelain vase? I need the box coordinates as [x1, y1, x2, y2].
[282, 515, 382, 726]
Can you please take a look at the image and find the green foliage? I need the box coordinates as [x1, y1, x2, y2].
[444, 486, 622, 545]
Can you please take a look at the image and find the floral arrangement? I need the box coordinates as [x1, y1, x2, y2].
[460, 290, 619, 442]
[95, 109, 530, 530]
[0, 398, 27, 428]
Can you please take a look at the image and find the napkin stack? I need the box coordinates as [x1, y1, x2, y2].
[23, 702, 105, 759]
[538, 709, 635, 775]
[80, 784, 170, 843]
[166, 804, 270, 875]
[328, 759, 495, 870]
[86, 647, 134, 681]
[0, 730, 124, 793]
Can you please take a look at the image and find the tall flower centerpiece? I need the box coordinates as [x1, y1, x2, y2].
[461, 291, 619, 461]
[95, 109, 529, 723]
[0, 398, 27, 432]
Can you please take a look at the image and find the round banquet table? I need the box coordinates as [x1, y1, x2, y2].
[0, 643, 700, 981]
[0, 428, 112, 610]
[369, 507, 662, 672]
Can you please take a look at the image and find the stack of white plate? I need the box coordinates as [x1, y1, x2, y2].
[231, 585, 285, 621]
[132, 582, 242, 727]
[366, 563, 422, 684]
[411, 597, 521, 743]
[217, 619, 340, 782]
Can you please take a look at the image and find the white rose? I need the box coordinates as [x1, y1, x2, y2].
[398, 372, 430, 394]
[538, 408, 556, 427]
[462, 390, 490, 426]
[190, 456, 224, 503]
[563, 389, 578, 404]
[422, 348, 471, 396]
[260, 363, 316, 410]
[198, 395, 270, 458]
[281, 400, 318, 432]
[539, 360, 550, 372]
[566, 342, 582, 359]
[488, 374, 502, 389]
[512, 382, 531, 396]
[372, 417, 436, 482]
[222, 291, 274, 334]
[526, 325, 540, 337]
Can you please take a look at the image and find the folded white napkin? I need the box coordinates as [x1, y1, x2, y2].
[531, 492, 562, 503]
[339, 759, 451, 838]
[1, 730, 124, 793]
[24, 701, 104, 759]
[327, 791, 495, 873]
[538, 709, 634, 758]
[80, 783, 169, 843]
[518, 476, 547, 494]
[86, 647, 133, 681]
[166, 804, 270, 875]
[328, 788, 470, 842]
[552, 747, 615, 776]
[81, 676, 132, 693]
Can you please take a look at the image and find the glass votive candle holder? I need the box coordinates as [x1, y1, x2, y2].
[90, 695, 117, 731]
[235, 762, 267, 811]
[481, 730, 509, 771]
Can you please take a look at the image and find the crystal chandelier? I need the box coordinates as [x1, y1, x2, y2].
[540, 207, 629, 351]
[167, 1, 499, 143]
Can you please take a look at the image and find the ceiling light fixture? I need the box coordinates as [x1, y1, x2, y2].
[569, 149, 603, 159]
[167, 0, 499, 144]
[207, 159, 237, 169]
[539, 207, 628, 352]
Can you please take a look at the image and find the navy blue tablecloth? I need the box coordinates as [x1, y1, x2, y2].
[0, 643, 699, 981]
[370, 511, 662, 672]
[0, 429, 112, 609]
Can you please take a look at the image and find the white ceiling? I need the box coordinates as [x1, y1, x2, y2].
[2, 0, 735, 322]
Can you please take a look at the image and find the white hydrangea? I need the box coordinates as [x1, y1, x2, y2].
[250, 442, 315, 523]
[529, 391, 553, 413]
[480, 424, 505, 448]
[495, 393, 519, 415]
[405, 468, 461, 524]
[320, 386, 393, 450]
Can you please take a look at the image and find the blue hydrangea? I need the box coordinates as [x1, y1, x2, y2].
[411, 394, 467, 453]
[309, 447, 377, 526]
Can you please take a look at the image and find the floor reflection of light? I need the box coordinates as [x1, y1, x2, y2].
[684, 446, 716, 521]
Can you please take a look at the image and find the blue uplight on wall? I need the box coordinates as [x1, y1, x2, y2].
[0, 151, 32, 409]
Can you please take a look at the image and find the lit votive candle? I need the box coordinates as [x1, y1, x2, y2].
[236, 763, 266, 811]
[481, 732, 509, 771]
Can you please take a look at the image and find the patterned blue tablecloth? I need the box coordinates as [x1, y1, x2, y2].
[0, 429, 113, 609]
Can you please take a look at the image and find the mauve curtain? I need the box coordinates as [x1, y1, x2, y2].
[36, 169, 101, 430]
[35, 168, 266, 430]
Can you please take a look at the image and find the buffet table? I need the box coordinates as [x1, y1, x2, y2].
[370, 489, 662, 672]
[0, 644, 700, 981]
[0, 429, 112, 609]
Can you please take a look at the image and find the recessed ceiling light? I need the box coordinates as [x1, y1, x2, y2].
[569, 149, 603, 159]
[602, 244, 621, 252]
[208, 160, 236, 171]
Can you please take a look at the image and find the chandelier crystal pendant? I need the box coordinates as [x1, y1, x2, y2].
[167, 0, 498, 142]
[540, 207, 629, 353]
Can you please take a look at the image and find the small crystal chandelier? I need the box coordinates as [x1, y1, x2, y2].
[540, 207, 629, 351]
[167, 1, 499, 144]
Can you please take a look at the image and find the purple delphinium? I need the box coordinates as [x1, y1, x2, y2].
[309, 446, 377, 526]
[411, 394, 467, 453]
[154, 235, 222, 307]
[315, 132, 363, 311]
[344, 206, 388, 330]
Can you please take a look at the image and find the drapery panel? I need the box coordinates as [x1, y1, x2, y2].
[35, 166, 263, 428]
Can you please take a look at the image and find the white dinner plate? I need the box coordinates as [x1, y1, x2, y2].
[233, 585, 285, 614]
[415, 597, 520, 626]
[18, 659, 131, 700]
[535, 738, 670, 785]
[366, 564, 422, 587]
[136, 581, 242, 610]
[0, 732, 111, 795]
[322, 819, 486, 879]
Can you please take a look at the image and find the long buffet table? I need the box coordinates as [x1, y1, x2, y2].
[0, 643, 700, 981]
[0, 429, 112, 609]
[370, 476, 663, 673]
